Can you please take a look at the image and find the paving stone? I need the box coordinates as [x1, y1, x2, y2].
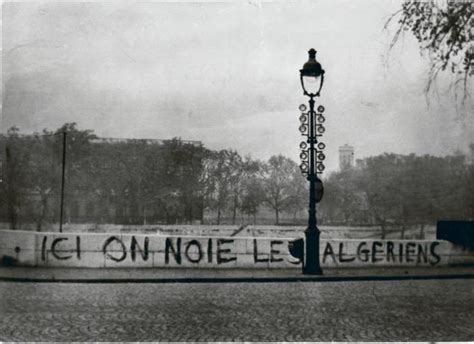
[0, 279, 472, 341]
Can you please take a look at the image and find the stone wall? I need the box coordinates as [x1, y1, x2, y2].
[0, 230, 472, 269]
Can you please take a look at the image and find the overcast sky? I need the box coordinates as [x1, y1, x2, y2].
[1, 0, 473, 172]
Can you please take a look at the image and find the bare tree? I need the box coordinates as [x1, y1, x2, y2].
[386, 1, 472, 111]
[262, 155, 299, 225]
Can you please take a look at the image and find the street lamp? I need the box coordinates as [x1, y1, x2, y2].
[299, 48, 325, 275]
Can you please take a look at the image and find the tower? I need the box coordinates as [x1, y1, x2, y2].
[339, 144, 354, 170]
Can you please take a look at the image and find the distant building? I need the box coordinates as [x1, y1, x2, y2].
[90, 137, 201, 147]
[339, 144, 354, 170]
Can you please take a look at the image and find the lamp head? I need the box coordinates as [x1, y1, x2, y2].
[300, 48, 325, 97]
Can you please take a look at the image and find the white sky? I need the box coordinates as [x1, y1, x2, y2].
[1, 0, 473, 172]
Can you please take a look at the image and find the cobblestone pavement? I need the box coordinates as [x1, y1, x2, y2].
[0, 279, 472, 341]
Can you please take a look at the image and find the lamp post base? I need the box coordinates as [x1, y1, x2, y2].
[303, 228, 323, 275]
[303, 266, 323, 275]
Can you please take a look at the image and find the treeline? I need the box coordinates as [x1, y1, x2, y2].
[0, 124, 306, 229]
[0, 124, 473, 232]
[319, 152, 474, 237]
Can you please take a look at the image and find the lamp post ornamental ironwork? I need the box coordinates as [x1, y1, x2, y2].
[299, 48, 325, 275]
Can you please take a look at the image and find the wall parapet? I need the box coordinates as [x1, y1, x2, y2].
[0, 230, 472, 269]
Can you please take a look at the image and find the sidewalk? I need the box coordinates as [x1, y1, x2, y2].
[1, 266, 473, 283]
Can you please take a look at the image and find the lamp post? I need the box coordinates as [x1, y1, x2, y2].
[59, 130, 67, 233]
[298, 48, 325, 275]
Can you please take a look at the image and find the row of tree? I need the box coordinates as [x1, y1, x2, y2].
[319, 152, 474, 237]
[1, 124, 473, 231]
[0, 124, 306, 229]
